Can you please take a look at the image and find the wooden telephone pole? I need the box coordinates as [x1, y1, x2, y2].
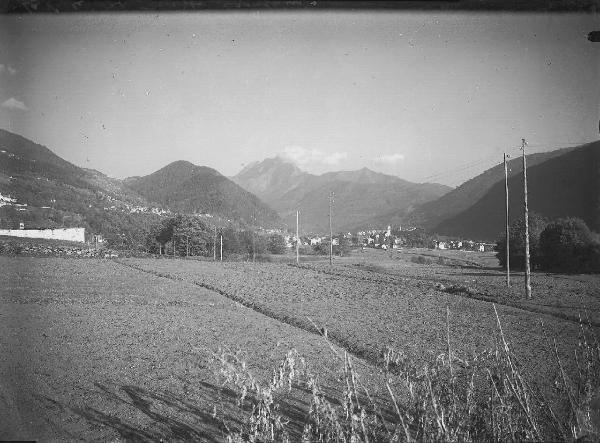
[329, 191, 334, 266]
[220, 232, 223, 262]
[296, 209, 299, 264]
[252, 210, 256, 263]
[213, 226, 217, 261]
[522, 139, 532, 299]
[504, 153, 510, 287]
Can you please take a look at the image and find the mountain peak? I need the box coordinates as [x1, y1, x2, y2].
[232, 156, 311, 202]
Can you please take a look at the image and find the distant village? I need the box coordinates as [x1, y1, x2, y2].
[277, 226, 495, 253]
[1, 190, 495, 252]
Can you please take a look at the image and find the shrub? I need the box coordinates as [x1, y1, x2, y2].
[539, 218, 600, 273]
[312, 242, 329, 256]
[496, 213, 547, 270]
[0, 241, 22, 255]
[266, 234, 286, 255]
[411, 255, 433, 265]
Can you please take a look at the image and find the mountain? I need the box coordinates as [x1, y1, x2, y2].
[433, 141, 600, 241]
[232, 157, 451, 233]
[0, 128, 166, 245]
[0, 129, 151, 211]
[403, 146, 579, 231]
[0, 129, 279, 249]
[234, 157, 310, 203]
[125, 160, 281, 226]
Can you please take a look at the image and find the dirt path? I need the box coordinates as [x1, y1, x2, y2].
[0, 257, 385, 441]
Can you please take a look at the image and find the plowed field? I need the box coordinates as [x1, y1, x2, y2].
[2, 254, 598, 441]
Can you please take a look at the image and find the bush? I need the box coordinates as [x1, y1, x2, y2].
[411, 255, 433, 265]
[312, 242, 329, 256]
[266, 233, 286, 255]
[539, 218, 600, 273]
[496, 213, 547, 270]
[0, 241, 22, 255]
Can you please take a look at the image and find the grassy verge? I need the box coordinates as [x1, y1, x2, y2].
[211, 306, 600, 442]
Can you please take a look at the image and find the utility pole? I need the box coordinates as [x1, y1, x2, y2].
[504, 153, 510, 287]
[522, 139, 532, 299]
[252, 210, 256, 263]
[213, 226, 216, 261]
[329, 191, 334, 266]
[220, 232, 223, 262]
[296, 209, 299, 264]
[186, 235, 189, 258]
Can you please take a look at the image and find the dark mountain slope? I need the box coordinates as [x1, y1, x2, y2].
[434, 141, 600, 241]
[0, 128, 164, 246]
[405, 146, 578, 230]
[0, 129, 95, 191]
[0, 129, 149, 211]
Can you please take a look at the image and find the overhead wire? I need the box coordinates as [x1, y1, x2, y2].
[292, 139, 591, 231]
[412, 139, 588, 186]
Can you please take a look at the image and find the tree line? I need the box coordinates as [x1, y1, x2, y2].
[145, 214, 287, 258]
[495, 214, 600, 274]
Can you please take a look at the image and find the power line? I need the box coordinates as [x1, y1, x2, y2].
[411, 139, 586, 186]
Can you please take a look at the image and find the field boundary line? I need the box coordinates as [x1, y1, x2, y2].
[113, 259, 387, 370]
[291, 263, 600, 329]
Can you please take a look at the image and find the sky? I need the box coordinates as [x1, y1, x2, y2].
[0, 11, 598, 186]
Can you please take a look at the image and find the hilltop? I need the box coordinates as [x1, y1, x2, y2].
[125, 160, 281, 227]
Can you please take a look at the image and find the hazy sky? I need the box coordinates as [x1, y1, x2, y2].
[0, 11, 598, 186]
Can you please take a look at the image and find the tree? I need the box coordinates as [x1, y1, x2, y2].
[538, 217, 600, 273]
[266, 233, 286, 255]
[496, 213, 547, 270]
[172, 214, 213, 256]
[237, 230, 267, 258]
[312, 241, 329, 255]
[401, 228, 434, 249]
[155, 217, 177, 251]
[333, 235, 351, 257]
[221, 226, 242, 256]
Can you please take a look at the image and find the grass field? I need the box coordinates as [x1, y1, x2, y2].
[1, 251, 599, 440]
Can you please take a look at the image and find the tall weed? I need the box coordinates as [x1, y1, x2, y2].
[211, 306, 600, 442]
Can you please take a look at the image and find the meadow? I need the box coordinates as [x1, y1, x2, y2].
[1, 250, 599, 441]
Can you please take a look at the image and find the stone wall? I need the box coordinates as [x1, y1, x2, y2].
[0, 228, 85, 243]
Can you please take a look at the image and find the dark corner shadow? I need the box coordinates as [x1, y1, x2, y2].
[49, 380, 236, 442]
[39, 377, 399, 441]
[43, 376, 333, 441]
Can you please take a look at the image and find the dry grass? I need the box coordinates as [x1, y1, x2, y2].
[211, 306, 600, 442]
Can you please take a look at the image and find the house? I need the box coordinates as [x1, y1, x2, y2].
[0, 193, 17, 207]
[92, 234, 104, 246]
[435, 241, 448, 250]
